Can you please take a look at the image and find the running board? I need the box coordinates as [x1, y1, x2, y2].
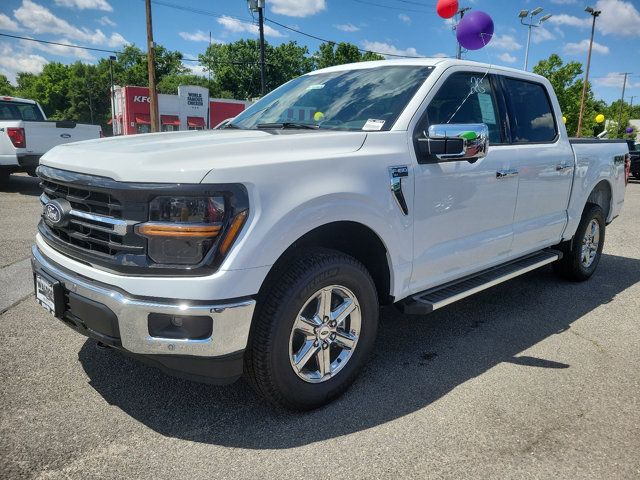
[400, 250, 561, 315]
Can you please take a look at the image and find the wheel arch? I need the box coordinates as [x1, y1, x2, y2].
[257, 221, 394, 305]
[586, 179, 612, 221]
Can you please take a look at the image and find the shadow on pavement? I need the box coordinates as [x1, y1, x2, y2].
[0, 174, 41, 196]
[79, 253, 640, 449]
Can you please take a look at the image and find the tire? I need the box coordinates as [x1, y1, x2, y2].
[553, 203, 605, 281]
[244, 249, 379, 410]
[634, 171, 640, 180]
[0, 169, 10, 186]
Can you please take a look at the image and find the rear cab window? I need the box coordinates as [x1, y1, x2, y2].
[501, 78, 558, 143]
[0, 101, 45, 121]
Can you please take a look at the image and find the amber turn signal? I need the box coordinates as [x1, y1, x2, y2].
[137, 224, 222, 238]
[219, 210, 248, 255]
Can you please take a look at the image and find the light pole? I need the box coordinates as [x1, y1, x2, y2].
[248, 0, 266, 96]
[576, 6, 601, 138]
[519, 8, 552, 71]
[455, 7, 471, 60]
[108, 55, 117, 135]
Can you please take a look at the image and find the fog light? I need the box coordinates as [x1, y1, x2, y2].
[148, 313, 212, 340]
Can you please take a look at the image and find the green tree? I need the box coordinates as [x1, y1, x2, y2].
[313, 42, 383, 69]
[533, 54, 597, 137]
[0, 74, 15, 96]
[200, 40, 313, 99]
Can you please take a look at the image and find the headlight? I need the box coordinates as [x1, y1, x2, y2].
[136, 194, 248, 266]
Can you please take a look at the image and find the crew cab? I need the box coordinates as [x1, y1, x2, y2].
[0, 96, 101, 184]
[31, 59, 629, 410]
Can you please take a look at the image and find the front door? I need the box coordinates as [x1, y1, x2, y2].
[410, 70, 519, 293]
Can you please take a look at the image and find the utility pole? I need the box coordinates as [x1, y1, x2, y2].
[616, 73, 629, 137]
[248, 0, 266, 96]
[108, 55, 117, 135]
[456, 7, 470, 60]
[576, 6, 601, 137]
[144, 0, 160, 133]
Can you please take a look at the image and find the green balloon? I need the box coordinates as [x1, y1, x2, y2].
[459, 131, 477, 140]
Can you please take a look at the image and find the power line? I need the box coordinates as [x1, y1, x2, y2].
[264, 17, 425, 58]
[350, 0, 431, 13]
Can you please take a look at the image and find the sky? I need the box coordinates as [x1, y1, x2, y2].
[0, 0, 639, 104]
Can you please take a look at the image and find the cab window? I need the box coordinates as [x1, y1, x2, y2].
[502, 78, 557, 143]
[425, 72, 503, 145]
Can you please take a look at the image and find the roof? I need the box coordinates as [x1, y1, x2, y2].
[0, 95, 38, 105]
[310, 58, 548, 83]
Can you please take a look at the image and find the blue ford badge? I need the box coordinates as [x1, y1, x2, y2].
[44, 199, 71, 227]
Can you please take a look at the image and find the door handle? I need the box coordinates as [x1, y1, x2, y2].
[556, 164, 572, 171]
[496, 169, 518, 179]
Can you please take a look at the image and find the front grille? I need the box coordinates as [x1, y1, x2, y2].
[37, 168, 148, 264]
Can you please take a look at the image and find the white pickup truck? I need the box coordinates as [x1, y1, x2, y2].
[31, 59, 629, 410]
[0, 96, 101, 184]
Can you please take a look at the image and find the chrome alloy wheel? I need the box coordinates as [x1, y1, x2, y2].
[289, 285, 361, 383]
[581, 219, 600, 268]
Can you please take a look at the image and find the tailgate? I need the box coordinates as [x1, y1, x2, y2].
[25, 121, 101, 155]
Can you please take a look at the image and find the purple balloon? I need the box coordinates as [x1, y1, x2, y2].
[626, 126, 634, 134]
[456, 10, 494, 50]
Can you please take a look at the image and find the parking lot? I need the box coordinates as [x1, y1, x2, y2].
[1, 174, 639, 479]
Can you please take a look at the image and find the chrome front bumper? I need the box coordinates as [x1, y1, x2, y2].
[31, 245, 256, 358]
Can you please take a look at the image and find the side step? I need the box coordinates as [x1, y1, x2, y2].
[400, 250, 561, 315]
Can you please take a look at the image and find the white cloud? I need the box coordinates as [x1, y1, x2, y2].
[98, 16, 116, 27]
[595, 0, 640, 37]
[334, 23, 360, 32]
[548, 14, 590, 28]
[0, 13, 21, 32]
[361, 40, 419, 58]
[488, 34, 522, 51]
[20, 37, 95, 61]
[498, 52, 517, 64]
[398, 14, 411, 24]
[594, 72, 640, 88]
[0, 42, 48, 83]
[54, 0, 112, 11]
[179, 30, 211, 42]
[432, 52, 449, 58]
[217, 16, 284, 38]
[563, 39, 610, 55]
[183, 55, 208, 77]
[269, 0, 326, 18]
[14, 1, 128, 46]
[533, 27, 556, 44]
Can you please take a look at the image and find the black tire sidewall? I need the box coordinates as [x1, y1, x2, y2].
[570, 205, 605, 280]
[268, 256, 378, 408]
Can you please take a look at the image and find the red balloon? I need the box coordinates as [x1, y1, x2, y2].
[437, 0, 459, 19]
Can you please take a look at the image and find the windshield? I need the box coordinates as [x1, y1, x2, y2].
[0, 101, 45, 121]
[231, 65, 433, 131]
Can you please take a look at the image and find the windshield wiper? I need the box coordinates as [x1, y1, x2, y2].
[256, 122, 320, 130]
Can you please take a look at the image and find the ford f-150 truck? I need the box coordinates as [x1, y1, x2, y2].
[0, 96, 101, 184]
[31, 59, 629, 410]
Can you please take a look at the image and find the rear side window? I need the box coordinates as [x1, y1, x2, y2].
[503, 78, 557, 143]
[0, 101, 45, 121]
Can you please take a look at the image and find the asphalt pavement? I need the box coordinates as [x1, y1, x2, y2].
[1, 174, 639, 479]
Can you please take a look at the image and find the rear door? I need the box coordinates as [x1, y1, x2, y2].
[409, 69, 519, 292]
[498, 75, 574, 254]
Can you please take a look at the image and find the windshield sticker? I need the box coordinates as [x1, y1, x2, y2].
[306, 84, 325, 90]
[477, 93, 496, 124]
[363, 119, 385, 131]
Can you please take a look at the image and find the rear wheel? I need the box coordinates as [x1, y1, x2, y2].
[244, 249, 379, 410]
[553, 203, 605, 281]
[634, 171, 640, 179]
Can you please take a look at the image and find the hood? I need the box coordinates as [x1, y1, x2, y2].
[40, 129, 368, 183]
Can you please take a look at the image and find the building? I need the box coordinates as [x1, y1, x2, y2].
[111, 85, 250, 135]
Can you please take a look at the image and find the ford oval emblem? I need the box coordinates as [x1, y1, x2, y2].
[45, 203, 63, 224]
[60, 133, 71, 138]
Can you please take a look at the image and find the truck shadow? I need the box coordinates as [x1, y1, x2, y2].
[0, 174, 41, 196]
[78, 253, 640, 449]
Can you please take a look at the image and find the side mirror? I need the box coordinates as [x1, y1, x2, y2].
[417, 123, 489, 163]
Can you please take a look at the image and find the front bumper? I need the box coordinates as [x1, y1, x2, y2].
[31, 245, 256, 383]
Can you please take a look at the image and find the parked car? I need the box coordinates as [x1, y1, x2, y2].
[32, 59, 628, 410]
[627, 139, 640, 179]
[0, 96, 101, 184]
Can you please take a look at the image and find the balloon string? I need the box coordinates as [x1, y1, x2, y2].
[446, 32, 495, 125]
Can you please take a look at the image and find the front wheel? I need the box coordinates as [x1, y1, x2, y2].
[553, 203, 605, 281]
[244, 249, 379, 410]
